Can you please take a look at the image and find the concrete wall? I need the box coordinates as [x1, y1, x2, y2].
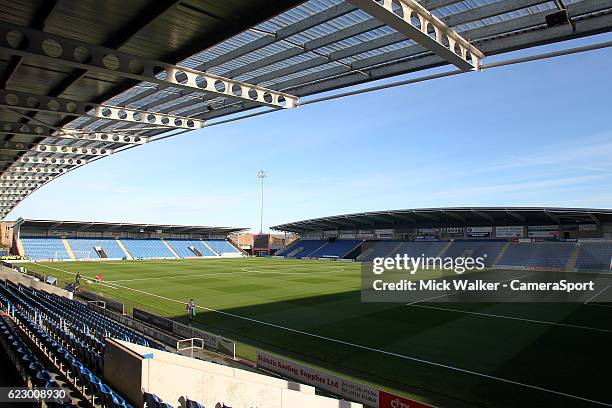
[0, 266, 73, 299]
[104, 339, 145, 407]
[108, 340, 360, 408]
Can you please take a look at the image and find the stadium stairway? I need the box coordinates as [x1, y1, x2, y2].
[201, 241, 218, 256]
[566, 244, 581, 271]
[116, 239, 133, 260]
[161, 239, 181, 259]
[437, 241, 453, 257]
[62, 239, 76, 260]
[492, 242, 511, 267]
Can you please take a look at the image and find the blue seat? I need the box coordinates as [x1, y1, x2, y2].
[144, 392, 161, 407]
[98, 383, 114, 407]
[110, 393, 130, 408]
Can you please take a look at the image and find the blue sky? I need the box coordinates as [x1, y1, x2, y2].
[9, 33, 612, 232]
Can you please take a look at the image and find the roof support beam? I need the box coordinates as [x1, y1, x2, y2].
[119, 0, 548, 120]
[0, 0, 59, 88]
[0, 120, 149, 144]
[345, 0, 483, 70]
[0, 182, 40, 188]
[0, 23, 298, 109]
[506, 210, 526, 224]
[5, 166, 74, 175]
[544, 211, 560, 224]
[0, 174, 51, 182]
[200, 2, 358, 71]
[391, 213, 417, 224]
[441, 210, 465, 223]
[197, 1, 610, 121]
[0, 140, 113, 156]
[0, 90, 204, 129]
[472, 210, 495, 223]
[0, 190, 32, 196]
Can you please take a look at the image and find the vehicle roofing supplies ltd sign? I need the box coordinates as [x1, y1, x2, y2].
[256, 351, 432, 408]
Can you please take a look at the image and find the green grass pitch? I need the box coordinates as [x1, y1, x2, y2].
[21, 258, 612, 408]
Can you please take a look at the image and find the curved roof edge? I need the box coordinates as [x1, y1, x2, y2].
[14, 218, 248, 235]
[271, 207, 612, 233]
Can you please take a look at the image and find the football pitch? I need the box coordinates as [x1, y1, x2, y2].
[22, 258, 612, 408]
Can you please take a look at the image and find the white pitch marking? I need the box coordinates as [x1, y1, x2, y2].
[584, 285, 611, 304]
[404, 273, 535, 305]
[26, 262, 612, 407]
[107, 265, 347, 283]
[29, 262, 118, 289]
[408, 304, 612, 333]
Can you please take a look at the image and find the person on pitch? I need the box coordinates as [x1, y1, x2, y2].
[186, 299, 196, 326]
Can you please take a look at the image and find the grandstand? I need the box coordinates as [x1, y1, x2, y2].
[10, 219, 246, 261]
[1, 0, 612, 407]
[273, 207, 612, 272]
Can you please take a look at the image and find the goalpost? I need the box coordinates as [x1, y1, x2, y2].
[53, 250, 94, 260]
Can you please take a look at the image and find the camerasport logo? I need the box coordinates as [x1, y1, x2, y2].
[378, 391, 434, 408]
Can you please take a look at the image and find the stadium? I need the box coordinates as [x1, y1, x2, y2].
[0, 1, 612, 408]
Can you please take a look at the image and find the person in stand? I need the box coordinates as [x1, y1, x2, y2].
[186, 299, 196, 326]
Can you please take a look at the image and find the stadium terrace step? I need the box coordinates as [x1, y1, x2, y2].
[62, 238, 76, 260]
[566, 244, 581, 271]
[116, 239, 133, 260]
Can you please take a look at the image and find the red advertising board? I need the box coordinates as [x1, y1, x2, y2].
[379, 391, 434, 408]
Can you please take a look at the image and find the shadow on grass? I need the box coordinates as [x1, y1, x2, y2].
[160, 290, 612, 408]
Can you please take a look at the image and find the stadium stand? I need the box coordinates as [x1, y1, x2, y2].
[0, 279, 165, 407]
[442, 241, 507, 266]
[393, 241, 450, 258]
[358, 241, 403, 261]
[307, 239, 361, 258]
[121, 239, 177, 259]
[497, 242, 575, 269]
[165, 240, 216, 258]
[280, 240, 328, 258]
[21, 237, 70, 260]
[575, 242, 612, 272]
[67, 238, 126, 259]
[203, 239, 240, 255]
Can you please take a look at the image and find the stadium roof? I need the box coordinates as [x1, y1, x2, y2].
[14, 218, 247, 235]
[1, 0, 612, 218]
[271, 207, 612, 232]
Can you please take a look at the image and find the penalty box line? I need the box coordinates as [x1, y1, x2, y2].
[38, 263, 611, 408]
